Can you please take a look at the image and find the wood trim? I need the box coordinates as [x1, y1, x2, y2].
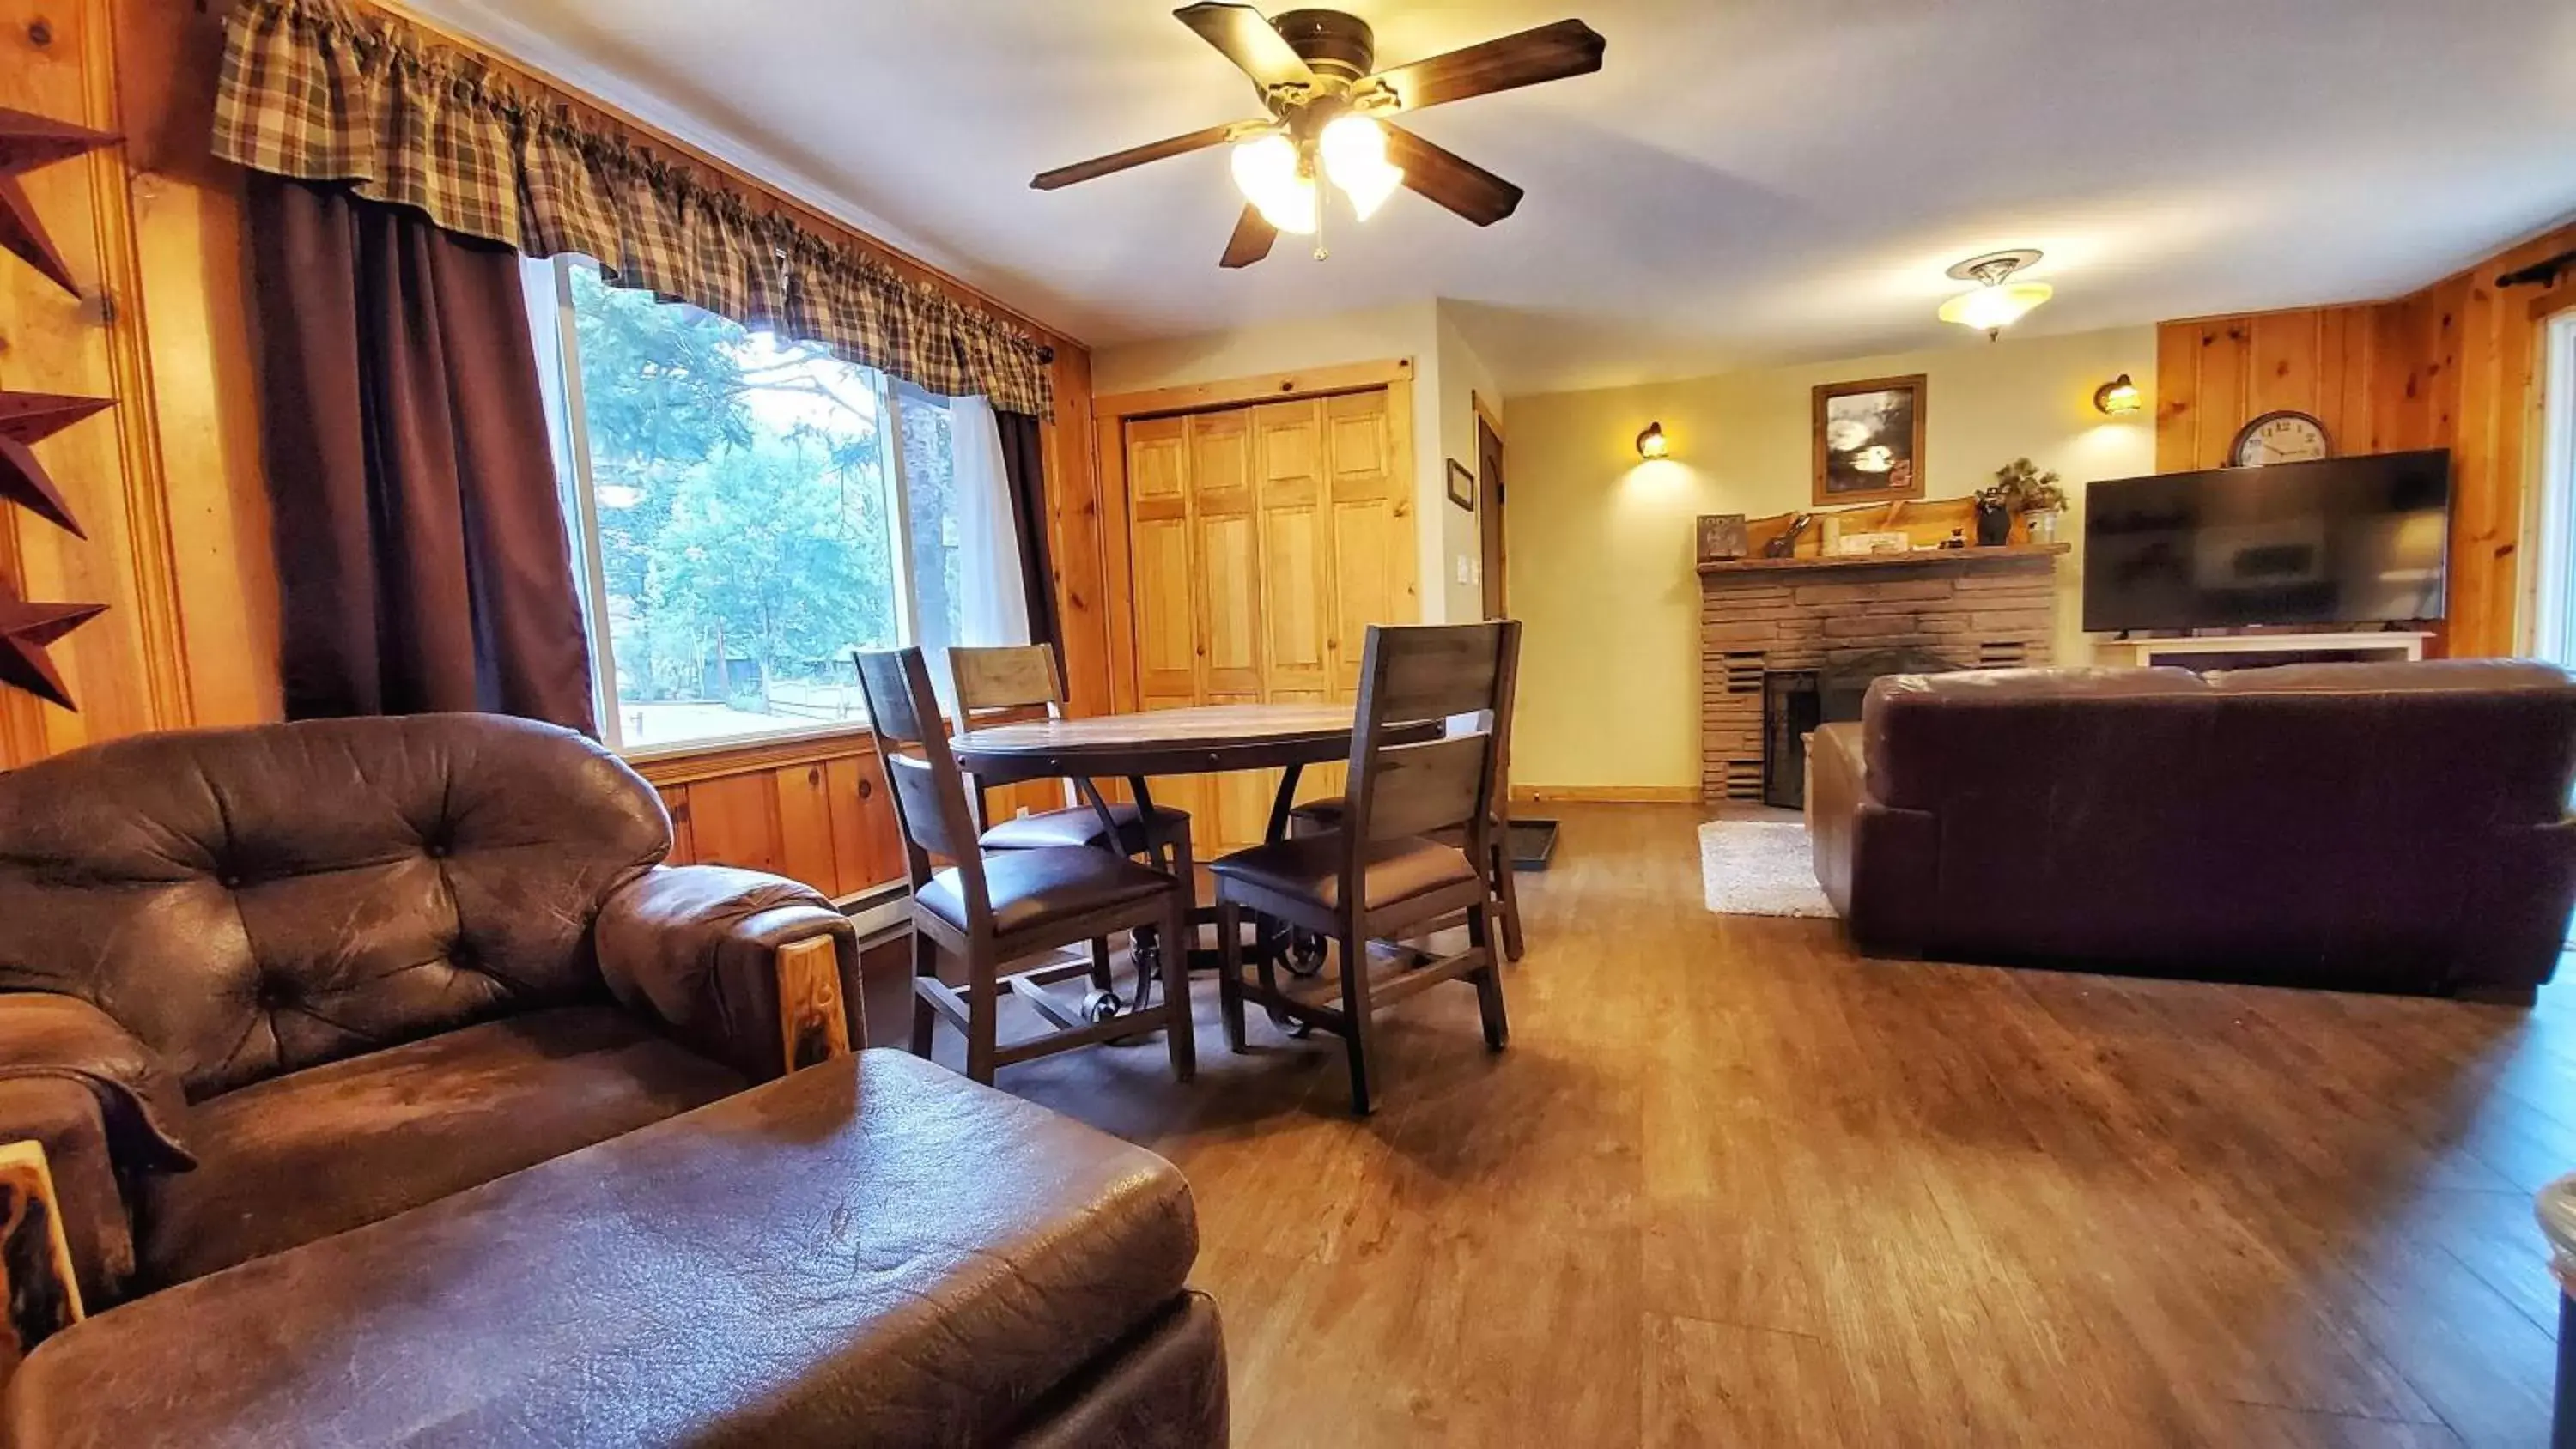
[372, 0, 1071, 353]
[0, 1139, 82, 1377]
[775, 936, 853, 1073]
[630, 727, 880, 786]
[1471, 388, 1504, 442]
[2532, 282, 2576, 324]
[81, 0, 191, 733]
[1094, 358, 1414, 421]
[1510, 785, 1701, 805]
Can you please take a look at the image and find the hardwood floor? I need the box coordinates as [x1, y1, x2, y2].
[941, 803, 2573, 1447]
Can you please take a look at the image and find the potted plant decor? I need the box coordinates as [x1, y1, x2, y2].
[1978, 458, 2067, 544]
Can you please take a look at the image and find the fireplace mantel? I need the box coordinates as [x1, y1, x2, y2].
[1697, 543, 2069, 577]
[1698, 543, 2063, 802]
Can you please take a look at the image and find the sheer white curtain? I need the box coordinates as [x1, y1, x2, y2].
[946, 395, 1031, 650]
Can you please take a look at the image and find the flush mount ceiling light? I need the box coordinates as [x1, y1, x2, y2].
[1636, 421, 1669, 459]
[1938, 249, 2052, 339]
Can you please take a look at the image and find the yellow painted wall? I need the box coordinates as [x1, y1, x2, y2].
[1506, 325, 2157, 792]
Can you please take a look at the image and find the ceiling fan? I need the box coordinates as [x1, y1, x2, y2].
[1032, 4, 1605, 268]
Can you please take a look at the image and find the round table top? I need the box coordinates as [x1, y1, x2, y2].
[951, 703, 1369, 784]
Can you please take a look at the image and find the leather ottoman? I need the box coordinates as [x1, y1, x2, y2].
[4, 1049, 1227, 1447]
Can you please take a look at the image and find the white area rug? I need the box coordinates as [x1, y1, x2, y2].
[1698, 820, 1837, 919]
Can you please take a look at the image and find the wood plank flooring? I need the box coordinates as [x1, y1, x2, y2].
[939, 803, 2573, 1447]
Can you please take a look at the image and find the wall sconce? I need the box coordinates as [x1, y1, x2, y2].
[1636, 421, 1669, 459]
[2093, 373, 2142, 415]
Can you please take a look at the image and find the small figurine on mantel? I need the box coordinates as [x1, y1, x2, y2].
[1762, 513, 1814, 559]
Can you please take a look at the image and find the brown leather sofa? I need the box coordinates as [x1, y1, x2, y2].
[1807, 660, 2576, 999]
[0, 714, 1228, 1446]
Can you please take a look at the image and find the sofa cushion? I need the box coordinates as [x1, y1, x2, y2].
[18, 1050, 1202, 1449]
[137, 1007, 741, 1288]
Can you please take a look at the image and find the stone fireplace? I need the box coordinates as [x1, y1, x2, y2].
[1699, 549, 2063, 803]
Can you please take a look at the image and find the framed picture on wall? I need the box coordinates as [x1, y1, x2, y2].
[1813, 373, 1927, 506]
[1446, 458, 1476, 512]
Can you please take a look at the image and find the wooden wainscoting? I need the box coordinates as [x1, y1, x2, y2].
[1100, 364, 1419, 850]
[639, 731, 1063, 902]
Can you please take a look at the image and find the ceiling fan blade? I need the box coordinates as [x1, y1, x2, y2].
[1173, 3, 1315, 91]
[1218, 204, 1279, 269]
[1366, 19, 1606, 112]
[1031, 121, 1249, 191]
[1383, 125, 1523, 226]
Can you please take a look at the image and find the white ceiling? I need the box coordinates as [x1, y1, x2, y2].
[411, 0, 2576, 394]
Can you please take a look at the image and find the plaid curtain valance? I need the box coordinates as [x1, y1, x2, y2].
[212, 0, 1052, 415]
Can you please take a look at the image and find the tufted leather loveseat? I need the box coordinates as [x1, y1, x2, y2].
[0, 712, 860, 1307]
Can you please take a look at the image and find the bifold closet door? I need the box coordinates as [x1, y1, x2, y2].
[1120, 386, 1415, 851]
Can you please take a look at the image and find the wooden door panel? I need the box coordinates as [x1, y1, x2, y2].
[1195, 512, 1262, 695]
[1128, 415, 1188, 508]
[1132, 516, 1198, 703]
[1330, 499, 1408, 696]
[1255, 399, 1330, 698]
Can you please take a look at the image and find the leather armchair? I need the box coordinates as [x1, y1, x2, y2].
[0, 713, 859, 1307]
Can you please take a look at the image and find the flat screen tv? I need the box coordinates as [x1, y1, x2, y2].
[2081, 450, 2451, 634]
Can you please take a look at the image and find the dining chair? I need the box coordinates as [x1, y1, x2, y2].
[856, 647, 1194, 1087]
[1282, 633, 1527, 962]
[951, 642, 1199, 1011]
[1209, 621, 1522, 1115]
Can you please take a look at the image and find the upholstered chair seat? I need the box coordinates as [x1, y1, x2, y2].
[978, 800, 1191, 855]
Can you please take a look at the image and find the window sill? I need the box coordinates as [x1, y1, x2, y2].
[625, 723, 881, 786]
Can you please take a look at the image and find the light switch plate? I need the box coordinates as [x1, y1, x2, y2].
[1456, 555, 1476, 585]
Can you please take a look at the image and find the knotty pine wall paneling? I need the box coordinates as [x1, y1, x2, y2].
[2154, 216, 2576, 658]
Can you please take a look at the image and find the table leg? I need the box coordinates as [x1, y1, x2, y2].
[1263, 762, 1306, 845]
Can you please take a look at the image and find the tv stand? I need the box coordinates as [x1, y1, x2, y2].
[2099, 631, 2433, 670]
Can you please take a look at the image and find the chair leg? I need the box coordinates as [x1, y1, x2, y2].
[1467, 901, 1510, 1052]
[1492, 838, 1527, 962]
[908, 928, 939, 1058]
[1338, 924, 1376, 1116]
[1087, 937, 1114, 992]
[1162, 894, 1196, 1083]
[1215, 896, 1249, 1053]
[965, 949, 999, 1086]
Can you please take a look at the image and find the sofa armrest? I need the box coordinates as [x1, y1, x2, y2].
[595, 866, 863, 1083]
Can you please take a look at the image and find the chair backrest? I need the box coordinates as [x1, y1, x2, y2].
[0, 713, 672, 1100]
[949, 644, 1065, 718]
[1342, 621, 1522, 859]
[854, 648, 987, 910]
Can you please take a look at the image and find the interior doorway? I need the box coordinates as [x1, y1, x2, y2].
[1476, 401, 1508, 619]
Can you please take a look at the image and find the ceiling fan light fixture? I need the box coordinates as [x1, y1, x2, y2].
[1937, 250, 2051, 338]
[1320, 113, 1404, 221]
[1230, 132, 1318, 233]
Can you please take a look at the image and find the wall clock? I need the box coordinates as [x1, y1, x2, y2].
[2230, 410, 2331, 467]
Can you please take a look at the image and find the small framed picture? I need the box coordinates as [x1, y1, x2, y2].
[1446, 458, 1477, 512]
[1813, 374, 1927, 506]
[1696, 513, 1748, 562]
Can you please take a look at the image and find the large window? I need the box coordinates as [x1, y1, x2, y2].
[529, 258, 1024, 753]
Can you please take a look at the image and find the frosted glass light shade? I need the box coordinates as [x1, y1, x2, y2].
[1938, 281, 2053, 334]
[1230, 133, 1317, 233]
[1320, 114, 1404, 221]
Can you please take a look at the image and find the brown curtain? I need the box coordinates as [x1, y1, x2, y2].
[995, 410, 1060, 656]
[246, 174, 597, 733]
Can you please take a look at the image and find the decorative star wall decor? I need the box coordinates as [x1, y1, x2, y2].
[0, 391, 111, 538]
[0, 108, 118, 297]
[0, 580, 106, 712]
